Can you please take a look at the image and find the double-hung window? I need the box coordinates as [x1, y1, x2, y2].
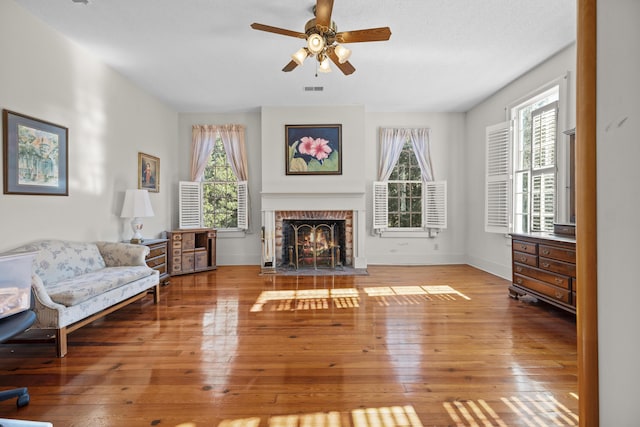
[373, 128, 446, 234]
[180, 125, 248, 231]
[486, 77, 568, 234]
[201, 138, 245, 229]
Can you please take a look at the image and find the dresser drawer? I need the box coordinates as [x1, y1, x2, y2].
[539, 257, 576, 277]
[513, 264, 570, 290]
[513, 251, 537, 267]
[513, 240, 537, 255]
[146, 256, 165, 268]
[147, 245, 166, 259]
[513, 274, 571, 305]
[539, 244, 575, 263]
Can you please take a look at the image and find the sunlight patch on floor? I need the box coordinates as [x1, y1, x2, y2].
[250, 285, 470, 312]
[444, 393, 578, 427]
[250, 288, 360, 312]
[216, 405, 424, 427]
[363, 285, 471, 303]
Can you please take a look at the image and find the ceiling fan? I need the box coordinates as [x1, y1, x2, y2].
[250, 0, 392, 75]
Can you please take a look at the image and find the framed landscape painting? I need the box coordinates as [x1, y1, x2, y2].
[285, 124, 342, 175]
[3, 109, 69, 196]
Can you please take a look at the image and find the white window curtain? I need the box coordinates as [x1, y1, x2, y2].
[217, 124, 248, 181]
[188, 124, 250, 231]
[407, 128, 434, 182]
[190, 125, 217, 182]
[377, 128, 408, 181]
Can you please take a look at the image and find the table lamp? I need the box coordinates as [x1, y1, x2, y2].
[120, 189, 154, 243]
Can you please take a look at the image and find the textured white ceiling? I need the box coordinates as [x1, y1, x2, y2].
[14, 0, 576, 113]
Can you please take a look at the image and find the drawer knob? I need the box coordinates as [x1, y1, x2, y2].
[519, 256, 527, 262]
[516, 278, 523, 284]
[555, 278, 563, 284]
[555, 292, 563, 299]
[516, 266, 522, 272]
[542, 262, 550, 268]
[522, 245, 527, 250]
[542, 249, 550, 255]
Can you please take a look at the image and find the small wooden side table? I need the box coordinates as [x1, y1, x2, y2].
[124, 239, 170, 285]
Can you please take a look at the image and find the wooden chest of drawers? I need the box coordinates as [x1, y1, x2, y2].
[125, 239, 170, 285]
[167, 228, 217, 276]
[509, 232, 577, 314]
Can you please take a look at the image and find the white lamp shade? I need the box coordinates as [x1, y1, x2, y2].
[334, 44, 352, 64]
[120, 189, 155, 218]
[318, 58, 332, 73]
[291, 48, 308, 66]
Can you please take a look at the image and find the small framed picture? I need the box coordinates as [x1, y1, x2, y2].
[3, 109, 69, 196]
[285, 124, 342, 175]
[138, 152, 159, 193]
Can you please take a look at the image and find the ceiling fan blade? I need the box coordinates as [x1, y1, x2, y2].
[250, 23, 306, 39]
[336, 27, 392, 43]
[327, 48, 355, 75]
[315, 0, 334, 30]
[282, 60, 299, 72]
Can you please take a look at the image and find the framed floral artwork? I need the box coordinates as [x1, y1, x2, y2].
[285, 124, 342, 175]
[138, 152, 159, 193]
[3, 109, 69, 196]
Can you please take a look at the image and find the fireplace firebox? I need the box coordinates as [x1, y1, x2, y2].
[282, 219, 346, 269]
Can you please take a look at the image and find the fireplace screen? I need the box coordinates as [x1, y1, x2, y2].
[282, 220, 346, 269]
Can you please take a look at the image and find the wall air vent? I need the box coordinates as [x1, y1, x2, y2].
[304, 86, 324, 92]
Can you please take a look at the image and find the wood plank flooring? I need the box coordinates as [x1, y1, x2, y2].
[0, 265, 578, 427]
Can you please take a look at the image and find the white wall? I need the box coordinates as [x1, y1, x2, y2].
[0, 0, 178, 251]
[465, 44, 577, 279]
[365, 112, 467, 265]
[178, 107, 468, 267]
[261, 105, 366, 194]
[597, 0, 640, 423]
[177, 112, 263, 265]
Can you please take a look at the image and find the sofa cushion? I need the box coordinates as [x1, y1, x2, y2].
[46, 266, 154, 307]
[12, 240, 107, 287]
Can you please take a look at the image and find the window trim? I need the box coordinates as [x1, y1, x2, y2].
[484, 74, 570, 235]
[506, 73, 570, 227]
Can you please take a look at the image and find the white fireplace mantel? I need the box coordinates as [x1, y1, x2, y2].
[261, 191, 366, 212]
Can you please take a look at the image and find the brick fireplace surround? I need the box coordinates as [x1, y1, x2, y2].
[276, 210, 353, 268]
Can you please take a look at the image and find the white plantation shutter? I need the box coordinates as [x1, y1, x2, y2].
[531, 101, 558, 170]
[179, 181, 202, 229]
[424, 181, 447, 229]
[236, 181, 248, 230]
[485, 122, 511, 233]
[372, 181, 388, 229]
[530, 101, 558, 232]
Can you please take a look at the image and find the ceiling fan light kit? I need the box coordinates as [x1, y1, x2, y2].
[250, 0, 391, 76]
[292, 48, 309, 66]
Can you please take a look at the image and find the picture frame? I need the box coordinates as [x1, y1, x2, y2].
[138, 152, 160, 193]
[3, 109, 69, 196]
[285, 124, 342, 175]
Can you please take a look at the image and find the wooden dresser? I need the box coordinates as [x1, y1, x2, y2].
[125, 239, 170, 285]
[167, 228, 217, 276]
[509, 232, 576, 314]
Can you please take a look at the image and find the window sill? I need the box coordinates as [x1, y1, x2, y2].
[376, 229, 439, 238]
[216, 229, 247, 238]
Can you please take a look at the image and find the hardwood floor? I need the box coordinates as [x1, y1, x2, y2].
[0, 265, 578, 427]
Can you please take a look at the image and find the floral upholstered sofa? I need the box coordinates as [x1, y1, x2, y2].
[9, 240, 160, 357]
